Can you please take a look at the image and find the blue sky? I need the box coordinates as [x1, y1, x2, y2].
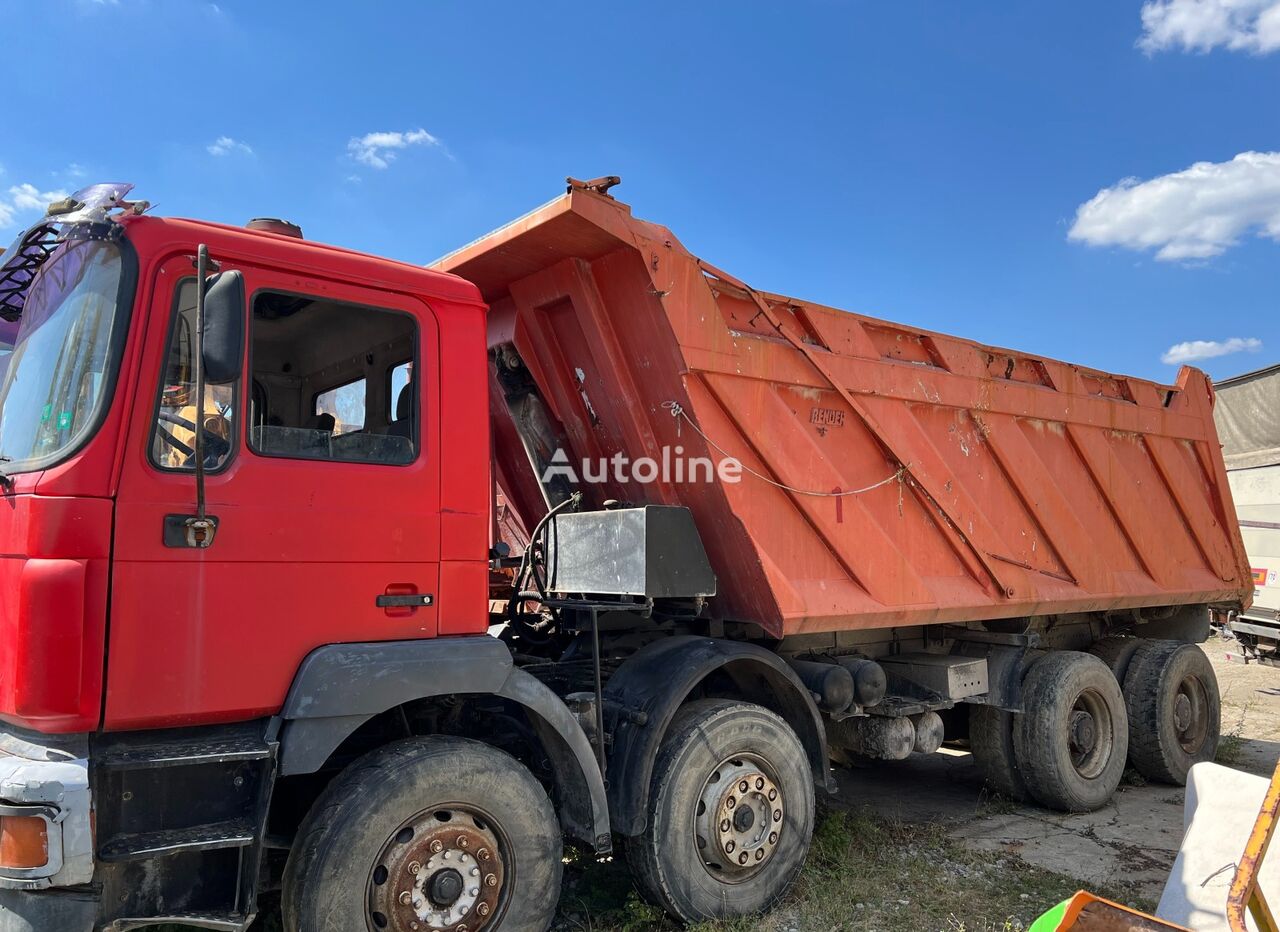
[2, 0, 1278, 382]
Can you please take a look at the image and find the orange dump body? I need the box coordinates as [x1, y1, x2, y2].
[436, 184, 1253, 640]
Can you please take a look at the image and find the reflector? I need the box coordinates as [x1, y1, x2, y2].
[0, 815, 48, 869]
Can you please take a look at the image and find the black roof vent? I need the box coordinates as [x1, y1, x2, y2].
[246, 218, 303, 239]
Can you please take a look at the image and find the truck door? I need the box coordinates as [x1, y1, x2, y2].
[108, 254, 441, 728]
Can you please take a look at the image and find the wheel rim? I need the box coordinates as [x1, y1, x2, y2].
[693, 753, 785, 882]
[1066, 688, 1114, 780]
[367, 806, 508, 932]
[1173, 673, 1210, 755]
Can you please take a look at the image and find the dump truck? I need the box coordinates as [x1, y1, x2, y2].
[0, 179, 1252, 932]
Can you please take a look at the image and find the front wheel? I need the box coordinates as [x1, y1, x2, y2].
[625, 699, 816, 923]
[282, 736, 562, 932]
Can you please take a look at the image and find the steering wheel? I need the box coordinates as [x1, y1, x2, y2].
[156, 410, 231, 467]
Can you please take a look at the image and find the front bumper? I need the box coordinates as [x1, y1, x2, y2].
[0, 731, 96, 931]
[0, 888, 95, 931]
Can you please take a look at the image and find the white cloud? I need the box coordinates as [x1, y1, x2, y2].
[1139, 0, 1280, 54]
[1068, 151, 1280, 261]
[0, 184, 68, 230]
[1161, 336, 1263, 364]
[347, 129, 442, 169]
[207, 136, 253, 157]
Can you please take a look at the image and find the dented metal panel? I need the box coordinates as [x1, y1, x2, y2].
[435, 182, 1253, 639]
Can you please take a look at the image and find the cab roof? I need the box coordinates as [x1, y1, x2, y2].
[119, 214, 485, 308]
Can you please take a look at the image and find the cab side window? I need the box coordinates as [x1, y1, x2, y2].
[150, 279, 237, 471]
[247, 291, 417, 465]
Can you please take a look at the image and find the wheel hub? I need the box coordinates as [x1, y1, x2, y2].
[1172, 692, 1193, 732]
[1069, 710, 1097, 755]
[368, 809, 505, 932]
[427, 869, 464, 908]
[695, 757, 784, 879]
[1067, 688, 1115, 779]
[1174, 675, 1210, 754]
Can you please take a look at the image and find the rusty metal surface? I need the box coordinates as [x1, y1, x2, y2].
[1060, 891, 1190, 930]
[1228, 758, 1280, 932]
[435, 184, 1254, 639]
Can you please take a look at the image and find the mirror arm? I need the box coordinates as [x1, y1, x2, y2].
[192, 246, 209, 522]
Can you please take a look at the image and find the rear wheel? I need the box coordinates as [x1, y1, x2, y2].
[282, 736, 562, 932]
[969, 706, 1028, 801]
[968, 649, 1042, 801]
[625, 699, 815, 923]
[1088, 636, 1143, 685]
[1123, 640, 1220, 785]
[1013, 652, 1128, 812]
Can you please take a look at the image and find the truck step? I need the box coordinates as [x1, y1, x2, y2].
[98, 818, 257, 862]
[107, 912, 246, 931]
[97, 735, 273, 770]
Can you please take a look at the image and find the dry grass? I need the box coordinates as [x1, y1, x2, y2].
[161, 805, 1155, 932]
[553, 807, 1154, 932]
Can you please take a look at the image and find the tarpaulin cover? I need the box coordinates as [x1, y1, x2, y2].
[1215, 364, 1280, 471]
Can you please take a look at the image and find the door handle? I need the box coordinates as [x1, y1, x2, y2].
[376, 593, 434, 608]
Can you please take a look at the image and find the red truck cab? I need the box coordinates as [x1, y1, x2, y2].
[0, 186, 584, 931]
[2, 191, 492, 737]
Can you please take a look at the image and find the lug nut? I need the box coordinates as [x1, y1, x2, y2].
[477, 847, 491, 861]
[471, 867, 480, 876]
[739, 780, 749, 792]
[720, 818, 731, 832]
[725, 840, 735, 853]
[726, 796, 737, 809]
[430, 840, 444, 853]
[457, 835, 469, 849]
[399, 891, 412, 905]
[478, 903, 491, 917]
[769, 832, 778, 844]
[408, 860, 422, 875]
[756, 849, 765, 861]
[756, 777, 765, 790]
[738, 852, 749, 865]
[768, 789, 777, 801]
[485, 874, 498, 887]
[774, 809, 783, 822]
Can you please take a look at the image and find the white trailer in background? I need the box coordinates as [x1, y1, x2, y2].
[1215, 363, 1280, 663]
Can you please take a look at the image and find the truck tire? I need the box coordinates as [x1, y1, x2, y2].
[1123, 640, 1220, 785]
[967, 647, 1043, 801]
[624, 699, 815, 923]
[1087, 636, 1143, 685]
[969, 706, 1028, 801]
[1013, 652, 1128, 812]
[282, 736, 562, 932]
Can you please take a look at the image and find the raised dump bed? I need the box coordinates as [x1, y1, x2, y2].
[436, 178, 1252, 639]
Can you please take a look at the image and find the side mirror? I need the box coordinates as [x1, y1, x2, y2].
[202, 270, 244, 384]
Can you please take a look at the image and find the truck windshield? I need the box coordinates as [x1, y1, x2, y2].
[0, 238, 127, 470]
